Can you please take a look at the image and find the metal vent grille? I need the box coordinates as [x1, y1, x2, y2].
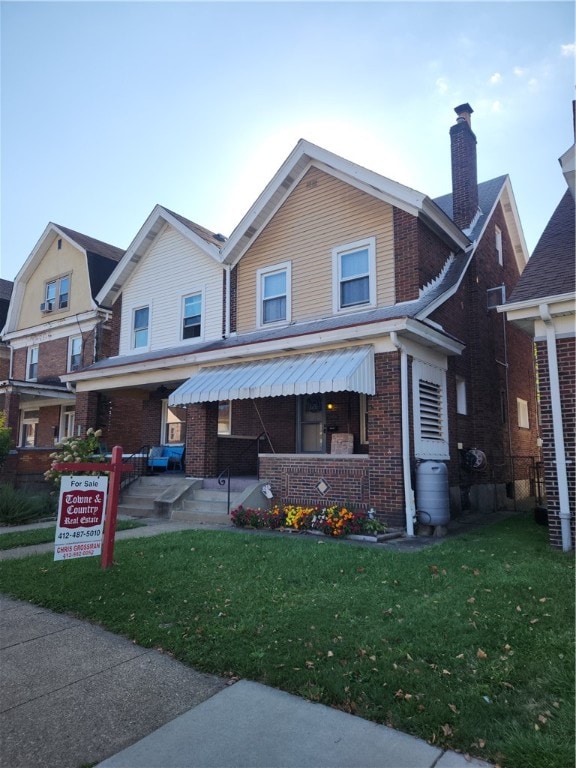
[419, 380, 443, 440]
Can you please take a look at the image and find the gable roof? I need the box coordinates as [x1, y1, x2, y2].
[55, 225, 125, 263]
[0, 279, 13, 303]
[220, 139, 470, 267]
[96, 204, 225, 307]
[507, 189, 575, 305]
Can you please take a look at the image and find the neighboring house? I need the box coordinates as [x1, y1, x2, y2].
[0, 224, 124, 487]
[501, 103, 575, 551]
[0, 279, 14, 381]
[61, 103, 538, 532]
[65, 205, 227, 451]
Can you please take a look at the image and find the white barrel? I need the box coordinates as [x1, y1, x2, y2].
[416, 461, 449, 526]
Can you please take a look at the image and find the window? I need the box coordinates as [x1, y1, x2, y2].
[132, 306, 149, 349]
[20, 409, 39, 447]
[163, 403, 185, 444]
[456, 376, 467, 415]
[27, 346, 38, 381]
[44, 275, 70, 311]
[182, 293, 202, 339]
[495, 226, 503, 266]
[333, 238, 376, 313]
[68, 336, 82, 371]
[257, 263, 291, 327]
[413, 360, 449, 459]
[517, 398, 529, 429]
[61, 405, 75, 440]
[218, 401, 231, 435]
[360, 393, 369, 444]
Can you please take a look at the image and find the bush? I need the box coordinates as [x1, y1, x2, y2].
[0, 484, 56, 526]
[44, 428, 105, 488]
[231, 503, 387, 537]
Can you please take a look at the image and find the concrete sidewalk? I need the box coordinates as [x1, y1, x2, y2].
[0, 593, 494, 768]
[0, 518, 501, 767]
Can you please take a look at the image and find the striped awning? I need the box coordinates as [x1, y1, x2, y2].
[168, 346, 375, 405]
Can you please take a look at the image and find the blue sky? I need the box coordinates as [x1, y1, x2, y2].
[1, 1, 574, 281]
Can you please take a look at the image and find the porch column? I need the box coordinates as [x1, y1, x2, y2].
[185, 402, 218, 477]
[4, 387, 20, 444]
[75, 391, 99, 436]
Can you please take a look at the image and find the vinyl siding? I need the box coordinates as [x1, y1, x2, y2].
[119, 224, 223, 355]
[236, 167, 395, 333]
[18, 237, 92, 330]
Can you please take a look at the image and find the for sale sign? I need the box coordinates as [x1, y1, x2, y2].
[54, 476, 108, 561]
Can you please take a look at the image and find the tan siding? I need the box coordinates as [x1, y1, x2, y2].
[120, 224, 223, 355]
[18, 238, 91, 330]
[236, 167, 395, 333]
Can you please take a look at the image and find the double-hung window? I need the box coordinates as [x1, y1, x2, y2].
[68, 336, 82, 371]
[182, 293, 202, 339]
[20, 409, 39, 447]
[133, 306, 149, 349]
[333, 237, 376, 313]
[27, 346, 39, 381]
[61, 405, 75, 440]
[257, 263, 291, 327]
[44, 275, 70, 311]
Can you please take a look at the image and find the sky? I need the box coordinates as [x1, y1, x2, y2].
[1, 1, 574, 282]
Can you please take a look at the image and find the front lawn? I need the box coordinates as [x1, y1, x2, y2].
[0, 518, 146, 550]
[0, 516, 572, 768]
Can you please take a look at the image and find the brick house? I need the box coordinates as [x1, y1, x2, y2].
[501, 104, 575, 550]
[0, 224, 124, 488]
[62, 103, 538, 532]
[0, 279, 13, 382]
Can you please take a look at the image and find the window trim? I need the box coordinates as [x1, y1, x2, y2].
[332, 237, 376, 314]
[413, 360, 449, 460]
[456, 376, 467, 416]
[132, 305, 150, 350]
[68, 336, 82, 372]
[44, 273, 71, 312]
[218, 401, 232, 436]
[181, 290, 204, 341]
[60, 404, 75, 441]
[517, 398, 530, 429]
[495, 225, 503, 266]
[20, 409, 39, 447]
[256, 262, 291, 328]
[27, 346, 39, 381]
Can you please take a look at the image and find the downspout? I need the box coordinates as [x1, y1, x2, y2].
[391, 332, 416, 537]
[539, 304, 572, 551]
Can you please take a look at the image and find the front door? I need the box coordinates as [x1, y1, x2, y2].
[298, 394, 325, 453]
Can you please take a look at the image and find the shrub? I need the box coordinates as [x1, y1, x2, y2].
[44, 428, 105, 488]
[230, 503, 387, 537]
[0, 412, 12, 467]
[0, 484, 56, 526]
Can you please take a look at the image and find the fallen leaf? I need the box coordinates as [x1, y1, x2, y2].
[467, 596, 476, 604]
[476, 648, 488, 659]
[441, 724, 453, 736]
[448, 703, 459, 713]
[327, 650, 334, 657]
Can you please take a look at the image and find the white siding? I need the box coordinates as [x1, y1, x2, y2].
[119, 224, 223, 355]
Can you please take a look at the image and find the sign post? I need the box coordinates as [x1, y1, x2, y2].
[53, 445, 133, 569]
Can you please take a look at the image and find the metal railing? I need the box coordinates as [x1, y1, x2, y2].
[216, 432, 270, 514]
[120, 445, 150, 488]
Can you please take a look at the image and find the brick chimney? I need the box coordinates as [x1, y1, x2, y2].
[450, 103, 478, 230]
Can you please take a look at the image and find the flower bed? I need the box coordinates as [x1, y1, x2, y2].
[230, 504, 387, 538]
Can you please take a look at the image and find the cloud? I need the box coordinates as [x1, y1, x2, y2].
[489, 72, 502, 85]
[528, 78, 539, 92]
[561, 43, 575, 57]
[491, 100, 503, 113]
[513, 66, 526, 77]
[435, 77, 448, 94]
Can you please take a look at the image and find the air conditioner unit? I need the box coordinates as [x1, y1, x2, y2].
[40, 301, 54, 312]
[486, 286, 506, 310]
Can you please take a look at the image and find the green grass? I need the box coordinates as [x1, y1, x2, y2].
[0, 516, 573, 768]
[0, 519, 146, 550]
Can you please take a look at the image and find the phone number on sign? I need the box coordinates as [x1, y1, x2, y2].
[57, 529, 102, 540]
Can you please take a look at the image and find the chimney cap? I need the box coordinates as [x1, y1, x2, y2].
[454, 103, 474, 117]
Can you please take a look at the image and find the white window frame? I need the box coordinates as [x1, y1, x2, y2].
[181, 290, 204, 341]
[132, 305, 150, 350]
[20, 409, 39, 447]
[256, 262, 291, 328]
[517, 398, 529, 429]
[60, 404, 75, 441]
[495, 226, 503, 266]
[359, 393, 369, 445]
[218, 401, 232, 435]
[413, 360, 449, 460]
[44, 274, 71, 311]
[332, 237, 376, 314]
[162, 400, 185, 444]
[27, 346, 39, 381]
[456, 376, 467, 415]
[68, 336, 82, 372]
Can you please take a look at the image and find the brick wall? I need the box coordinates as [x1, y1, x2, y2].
[185, 403, 218, 476]
[536, 337, 576, 549]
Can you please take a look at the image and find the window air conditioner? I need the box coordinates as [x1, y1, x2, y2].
[486, 286, 506, 310]
[40, 302, 54, 312]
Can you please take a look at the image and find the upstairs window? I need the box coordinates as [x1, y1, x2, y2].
[27, 346, 38, 381]
[43, 274, 70, 311]
[132, 306, 149, 349]
[257, 263, 291, 327]
[495, 226, 503, 266]
[333, 238, 376, 313]
[68, 336, 82, 371]
[182, 293, 202, 339]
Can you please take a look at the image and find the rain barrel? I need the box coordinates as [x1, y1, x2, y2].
[416, 461, 450, 526]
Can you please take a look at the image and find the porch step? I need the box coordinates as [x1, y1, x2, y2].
[170, 478, 269, 526]
[118, 474, 196, 519]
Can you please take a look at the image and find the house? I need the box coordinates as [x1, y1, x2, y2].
[0, 224, 124, 488]
[60, 103, 539, 533]
[0, 279, 14, 382]
[501, 103, 575, 551]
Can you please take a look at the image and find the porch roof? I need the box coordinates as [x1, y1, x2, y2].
[168, 346, 375, 405]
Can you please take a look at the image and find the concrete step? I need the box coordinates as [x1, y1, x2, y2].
[187, 489, 245, 505]
[171, 507, 232, 525]
[117, 503, 157, 518]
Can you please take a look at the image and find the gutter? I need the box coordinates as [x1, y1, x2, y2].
[539, 304, 572, 551]
[391, 332, 416, 537]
